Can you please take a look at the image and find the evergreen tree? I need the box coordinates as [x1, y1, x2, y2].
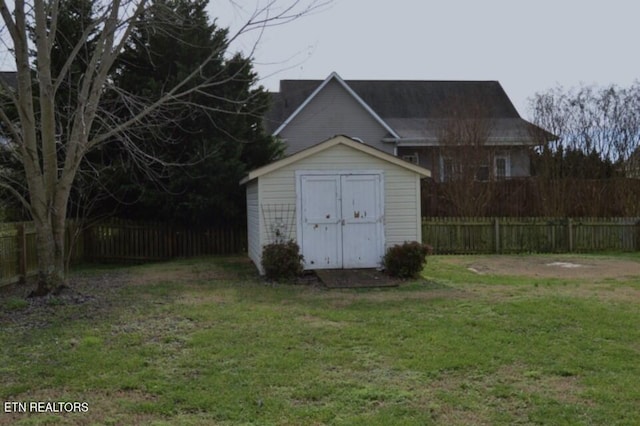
[101, 0, 281, 227]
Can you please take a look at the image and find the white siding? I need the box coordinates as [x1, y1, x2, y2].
[258, 143, 422, 263]
[246, 180, 262, 273]
[279, 79, 393, 155]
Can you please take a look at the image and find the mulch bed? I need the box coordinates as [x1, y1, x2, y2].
[315, 268, 401, 288]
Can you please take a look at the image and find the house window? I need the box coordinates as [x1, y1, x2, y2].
[402, 153, 419, 165]
[440, 156, 489, 182]
[440, 157, 455, 181]
[494, 153, 511, 179]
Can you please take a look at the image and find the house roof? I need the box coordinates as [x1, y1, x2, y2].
[386, 118, 554, 145]
[240, 135, 431, 185]
[264, 72, 557, 144]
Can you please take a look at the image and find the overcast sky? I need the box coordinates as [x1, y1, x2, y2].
[214, 0, 640, 118]
[1, 1, 636, 118]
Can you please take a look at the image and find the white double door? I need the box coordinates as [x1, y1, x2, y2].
[298, 172, 384, 269]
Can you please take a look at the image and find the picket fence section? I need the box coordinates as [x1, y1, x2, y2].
[423, 217, 640, 254]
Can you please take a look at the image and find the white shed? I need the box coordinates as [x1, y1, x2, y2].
[240, 135, 431, 274]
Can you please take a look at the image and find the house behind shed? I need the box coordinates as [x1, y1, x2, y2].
[240, 135, 431, 274]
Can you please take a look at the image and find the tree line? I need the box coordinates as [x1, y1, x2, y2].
[529, 82, 640, 180]
[431, 82, 640, 217]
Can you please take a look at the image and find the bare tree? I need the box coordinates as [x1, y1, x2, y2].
[0, 0, 328, 296]
[529, 83, 640, 174]
[528, 82, 640, 215]
[437, 96, 495, 216]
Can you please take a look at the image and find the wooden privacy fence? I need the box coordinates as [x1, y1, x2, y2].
[421, 178, 640, 217]
[0, 220, 247, 286]
[84, 220, 247, 262]
[0, 221, 84, 285]
[423, 217, 640, 254]
[3, 217, 636, 284]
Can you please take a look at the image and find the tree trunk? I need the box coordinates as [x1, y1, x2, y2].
[30, 191, 70, 297]
[30, 221, 62, 296]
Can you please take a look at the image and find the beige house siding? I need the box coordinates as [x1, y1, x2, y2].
[278, 79, 393, 155]
[253, 143, 422, 272]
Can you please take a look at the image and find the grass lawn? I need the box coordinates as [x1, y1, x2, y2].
[1, 254, 639, 425]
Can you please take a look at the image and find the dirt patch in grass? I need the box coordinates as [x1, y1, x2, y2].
[0, 271, 131, 332]
[425, 363, 592, 424]
[448, 255, 639, 282]
[0, 258, 238, 331]
[440, 255, 640, 303]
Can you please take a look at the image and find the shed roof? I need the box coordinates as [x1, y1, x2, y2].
[240, 135, 431, 185]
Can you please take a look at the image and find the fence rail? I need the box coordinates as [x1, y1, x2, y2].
[423, 217, 640, 254]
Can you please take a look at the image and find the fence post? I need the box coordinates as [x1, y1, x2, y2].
[84, 223, 93, 262]
[567, 218, 573, 252]
[16, 223, 27, 284]
[494, 218, 500, 254]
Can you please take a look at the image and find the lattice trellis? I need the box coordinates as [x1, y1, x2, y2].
[261, 204, 296, 244]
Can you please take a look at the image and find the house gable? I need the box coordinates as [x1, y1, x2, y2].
[273, 73, 398, 155]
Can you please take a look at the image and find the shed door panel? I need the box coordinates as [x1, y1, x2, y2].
[341, 174, 382, 268]
[299, 172, 383, 270]
[300, 175, 342, 268]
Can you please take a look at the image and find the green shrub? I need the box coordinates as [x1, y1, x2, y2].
[261, 240, 304, 282]
[383, 241, 432, 278]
